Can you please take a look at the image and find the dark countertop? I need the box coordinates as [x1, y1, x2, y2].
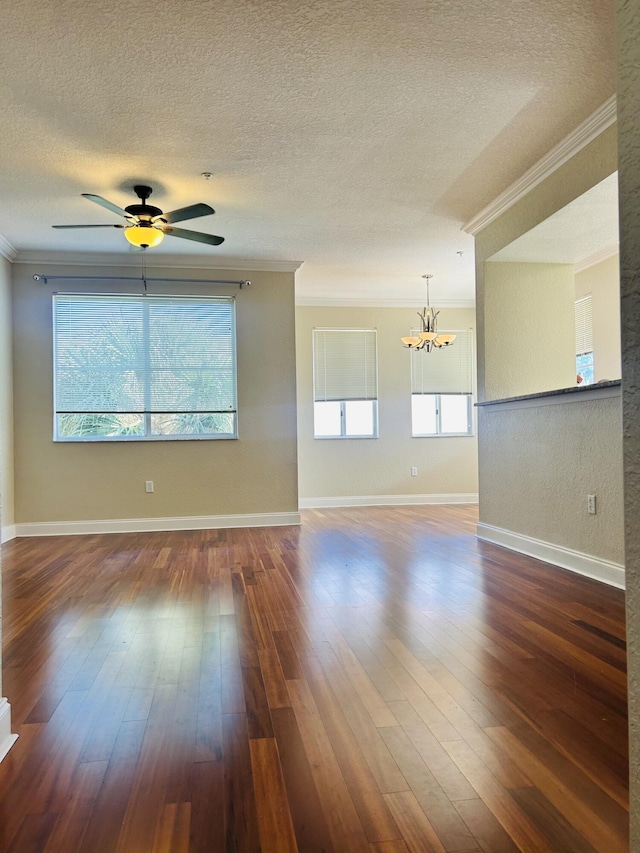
[476, 379, 621, 407]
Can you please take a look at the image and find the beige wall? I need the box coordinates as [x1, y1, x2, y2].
[0, 256, 14, 534]
[485, 262, 576, 400]
[296, 305, 478, 500]
[475, 125, 622, 566]
[575, 254, 621, 382]
[12, 263, 298, 523]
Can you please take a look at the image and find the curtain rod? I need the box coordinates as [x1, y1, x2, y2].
[32, 274, 251, 288]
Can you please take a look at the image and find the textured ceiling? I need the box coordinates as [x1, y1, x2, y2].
[490, 173, 619, 265]
[0, 0, 616, 301]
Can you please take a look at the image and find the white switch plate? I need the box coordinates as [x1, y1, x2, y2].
[145, 480, 154, 493]
[411, 467, 418, 477]
[587, 494, 596, 514]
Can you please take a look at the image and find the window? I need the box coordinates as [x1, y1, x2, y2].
[313, 328, 378, 437]
[53, 294, 237, 441]
[411, 329, 474, 436]
[575, 294, 594, 384]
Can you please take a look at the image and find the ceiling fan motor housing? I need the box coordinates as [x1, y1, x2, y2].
[126, 185, 163, 221]
[125, 203, 164, 220]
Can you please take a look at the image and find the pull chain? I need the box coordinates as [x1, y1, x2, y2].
[141, 249, 148, 295]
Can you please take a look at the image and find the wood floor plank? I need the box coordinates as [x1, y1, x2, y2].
[287, 677, 372, 852]
[0, 506, 628, 852]
[43, 759, 109, 852]
[388, 700, 477, 802]
[222, 713, 261, 851]
[441, 739, 564, 853]
[271, 706, 336, 853]
[151, 801, 192, 853]
[305, 655, 403, 843]
[379, 725, 478, 852]
[383, 790, 448, 853]
[485, 725, 628, 852]
[453, 798, 520, 853]
[250, 737, 299, 853]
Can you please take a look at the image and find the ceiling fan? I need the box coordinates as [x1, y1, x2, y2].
[53, 185, 224, 249]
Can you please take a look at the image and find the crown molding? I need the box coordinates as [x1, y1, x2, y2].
[295, 295, 475, 308]
[574, 243, 619, 274]
[463, 95, 618, 237]
[0, 234, 17, 262]
[13, 249, 303, 273]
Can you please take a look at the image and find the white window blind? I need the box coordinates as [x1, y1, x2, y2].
[575, 294, 593, 355]
[411, 329, 474, 395]
[313, 329, 377, 402]
[53, 294, 236, 439]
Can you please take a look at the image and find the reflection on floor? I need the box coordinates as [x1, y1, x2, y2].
[0, 505, 628, 851]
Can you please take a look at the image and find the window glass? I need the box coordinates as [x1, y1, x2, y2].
[411, 394, 437, 436]
[345, 400, 375, 436]
[440, 395, 469, 434]
[314, 401, 342, 437]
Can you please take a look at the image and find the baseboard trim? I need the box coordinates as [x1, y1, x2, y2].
[1, 525, 16, 543]
[300, 493, 478, 509]
[14, 512, 301, 537]
[0, 699, 18, 763]
[477, 522, 625, 589]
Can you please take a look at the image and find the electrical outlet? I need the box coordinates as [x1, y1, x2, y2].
[411, 467, 418, 477]
[587, 494, 596, 514]
[145, 480, 154, 493]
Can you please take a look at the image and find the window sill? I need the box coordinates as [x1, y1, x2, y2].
[313, 435, 378, 440]
[54, 434, 238, 443]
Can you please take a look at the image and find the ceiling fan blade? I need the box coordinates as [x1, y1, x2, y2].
[82, 193, 130, 218]
[154, 203, 215, 224]
[162, 226, 224, 246]
[52, 224, 125, 229]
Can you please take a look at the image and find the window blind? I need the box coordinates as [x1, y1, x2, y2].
[53, 294, 237, 415]
[575, 294, 593, 356]
[313, 329, 377, 402]
[411, 329, 474, 395]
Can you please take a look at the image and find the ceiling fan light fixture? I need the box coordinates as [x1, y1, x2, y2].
[124, 224, 165, 249]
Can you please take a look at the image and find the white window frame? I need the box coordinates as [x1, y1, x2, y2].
[410, 328, 475, 438]
[312, 328, 378, 439]
[411, 393, 473, 437]
[53, 293, 238, 442]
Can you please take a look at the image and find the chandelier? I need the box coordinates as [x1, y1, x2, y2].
[401, 274, 456, 352]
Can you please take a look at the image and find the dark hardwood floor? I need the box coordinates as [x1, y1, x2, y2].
[0, 505, 629, 851]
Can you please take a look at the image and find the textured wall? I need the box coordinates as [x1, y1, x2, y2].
[484, 262, 576, 400]
[479, 394, 624, 563]
[575, 254, 622, 382]
[296, 305, 478, 499]
[474, 122, 621, 601]
[12, 264, 298, 522]
[0, 257, 13, 534]
[0, 255, 8, 697]
[616, 0, 640, 844]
